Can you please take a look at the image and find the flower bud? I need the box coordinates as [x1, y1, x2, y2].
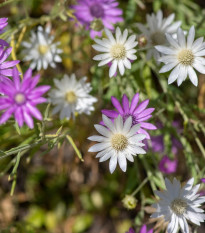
[122, 195, 137, 210]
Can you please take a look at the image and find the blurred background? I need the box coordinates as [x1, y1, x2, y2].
[0, 0, 205, 232]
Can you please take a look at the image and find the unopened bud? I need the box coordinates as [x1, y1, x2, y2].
[122, 195, 137, 210]
[90, 18, 104, 32]
[138, 35, 148, 47]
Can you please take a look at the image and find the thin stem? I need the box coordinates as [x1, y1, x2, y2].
[131, 177, 149, 196]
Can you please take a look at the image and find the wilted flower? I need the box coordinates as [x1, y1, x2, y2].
[88, 115, 146, 173]
[72, 0, 123, 38]
[102, 93, 156, 139]
[22, 25, 62, 70]
[136, 10, 181, 61]
[0, 67, 50, 128]
[92, 27, 138, 77]
[156, 26, 205, 86]
[49, 74, 97, 120]
[158, 155, 177, 174]
[151, 177, 205, 233]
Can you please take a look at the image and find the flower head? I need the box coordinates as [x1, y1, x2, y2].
[137, 10, 181, 61]
[88, 115, 146, 173]
[0, 46, 20, 82]
[156, 26, 205, 86]
[92, 27, 138, 77]
[49, 74, 97, 120]
[159, 155, 177, 174]
[139, 225, 153, 233]
[72, 0, 123, 38]
[22, 26, 62, 70]
[0, 67, 50, 128]
[151, 177, 205, 233]
[102, 93, 156, 139]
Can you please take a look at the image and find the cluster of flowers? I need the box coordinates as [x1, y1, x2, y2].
[0, 0, 205, 232]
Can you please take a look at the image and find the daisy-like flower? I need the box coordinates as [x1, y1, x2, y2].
[0, 46, 20, 82]
[0, 67, 50, 128]
[151, 177, 205, 233]
[92, 27, 138, 77]
[102, 93, 156, 139]
[22, 26, 62, 70]
[88, 115, 146, 173]
[49, 74, 97, 120]
[72, 0, 123, 39]
[156, 26, 205, 86]
[137, 10, 181, 61]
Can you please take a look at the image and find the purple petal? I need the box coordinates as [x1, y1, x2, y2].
[30, 97, 47, 105]
[137, 115, 152, 122]
[139, 225, 147, 233]
[122, 94, 129, 113]
[134, 99, 149, 114]
[12, 67, 21, 90]
[23, 109, 34, 128]
[101, 109, 119, 118]
[0, 47, 12, 63]
[201, 178, 205, 183]
[24, 68, 32, 80]
[137, 108, 155, 118]
[0, 39, 9, 47]
[26, 103, 42, 120]
[140, 122, 157, 130]
[0, 60, 20, 69]
[0, 106, 15, 124]
[30, 85, 50, 97]
[0, 68, 13, 76]
[111, 96, 123, 114]
[137, 128, 150, 139]
[14, 107, 24, 127]
[130, 93, 139, 113]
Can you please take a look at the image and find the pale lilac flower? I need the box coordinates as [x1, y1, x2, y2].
[139, 225, 153, 233]
[159, 155, 178, 174]
[0, 67, 50, 128]
[0, 46, 20, 82]
[102, 93, 156, 139]
[72, 0, 123, 38]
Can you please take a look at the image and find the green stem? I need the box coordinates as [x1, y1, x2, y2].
[131, 177, 149, 196]
[0, 0, 22, 8]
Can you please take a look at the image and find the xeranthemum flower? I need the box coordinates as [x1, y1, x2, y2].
[137, 10, 181, 61]
[92, 27, 138, 77]
[49, 74, 97, 120]
[156, 26, 205, 86]
[0, 46, 20, 82]
[151, 177, 205, 233]
[88, 115, 146, 173]
[72, 0, 123, 38]
[102, 93, 156, 139]
[22, 26, 62, 70]
[0, 67, 50, 128]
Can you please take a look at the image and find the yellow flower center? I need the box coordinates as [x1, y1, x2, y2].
[110, 44, 126, 60]
[151, 31, 166, 45]
[111, 133, 128, 151]
[15, 93, 26, 105]
[65, 91, 77, 104]
[171, 198, 187, 215]
[177, 49, 194, 66]
[38, 45, 49, 55]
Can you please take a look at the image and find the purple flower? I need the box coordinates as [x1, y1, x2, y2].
[0, 67, 50, 128]
[126, 228, 135, 233]
[149, 135, 164, 153]
[158, 155, 178, 174]
[201, 178, 205, 183]
[171, 136, 182, 154]
[0, 18, 8, 34]
[0, 47, 20, 82]
[139, 225, 153, 233]
[102, 93, 156, 139]
[72, 0, 123, 38]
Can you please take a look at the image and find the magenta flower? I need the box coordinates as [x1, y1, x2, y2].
[201, 178, 205, 183]
[0, 67, 50, 128]
[158, 155, 178, 174]
[139, 225, 153, 233]
[0, 18, 8, 34]
[102, 93, 156, 139]
[0, 47, 20, 81]
[72, 0, 123, 38]
[126, 228, 135, 233]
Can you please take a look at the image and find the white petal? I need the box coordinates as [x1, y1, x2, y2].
[188, 66, 198, 86]
[92, 44, 110, 52]
[94, 124, 111, 137]
[88, 135, 108, 142]
[102, 114, 115, 132]
[168, 64, 180, 84]
[118, 154, 127, 172]
[187, 26, 195, 48]
[177, 28, 186, 47]
[165, 33, 180, 49]
[118, 60, 125, 75]
[99, 151, 113, 162]
[93, 53, 110, 61]
[115, 27, 121, 43]
[105, 28, 116, 44]
[109, 60, 118, 77]
[109, 155, 118, 173]
[98, 57, 113, 66]
[155, 45, 176, 55]
[193, 63, 205, 74]
[123, 116, 132, 134]
[88, 142, 110, 152]
[159, 62, 178, 73]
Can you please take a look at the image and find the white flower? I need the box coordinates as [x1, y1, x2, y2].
[156, 26, 205, 86]
[151, 177, 205, 233]
[92, 27, 138, 78]
[88, 115, 146, 173]
[137, 10, 181, 61]
[49, 74, 97, 120]
[22, 25, 62, 70]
